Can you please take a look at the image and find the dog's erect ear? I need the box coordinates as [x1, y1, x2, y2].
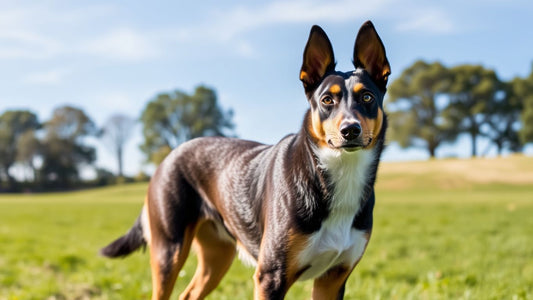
[353, 21, 391, 89]
[300, 25, 335, 90]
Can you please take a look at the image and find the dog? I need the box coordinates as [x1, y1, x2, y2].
[101, 20, 390, 300]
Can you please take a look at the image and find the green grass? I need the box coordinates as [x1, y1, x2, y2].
[1, 157, 533, 299]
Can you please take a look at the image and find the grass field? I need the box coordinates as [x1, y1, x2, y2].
[1, 155, 532, 299]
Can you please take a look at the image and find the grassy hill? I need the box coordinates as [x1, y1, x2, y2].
[379, 155, 533, 190]
[1, 156, 532, 299]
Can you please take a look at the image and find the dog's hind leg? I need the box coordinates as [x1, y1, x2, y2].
[179, 220, 236, 300]
[146, 171, 204, 300]
[149, 222, 196, 300]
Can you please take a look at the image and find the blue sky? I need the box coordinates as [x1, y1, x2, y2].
[1, 0, 533, 176]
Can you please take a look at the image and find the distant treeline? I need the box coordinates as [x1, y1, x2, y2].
[387, 60, 533, 157]
[0, 85, 235, 192]
[2, 62, 533, 192]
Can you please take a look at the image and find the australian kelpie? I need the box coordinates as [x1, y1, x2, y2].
[101, 20, 390, 300]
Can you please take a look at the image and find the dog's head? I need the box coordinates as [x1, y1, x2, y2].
[301, 21, 390, 152]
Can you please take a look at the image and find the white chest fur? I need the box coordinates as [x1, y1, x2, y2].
[297, 148, 374, 281]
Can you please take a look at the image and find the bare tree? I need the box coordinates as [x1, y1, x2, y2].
[100, 114, 135, 177]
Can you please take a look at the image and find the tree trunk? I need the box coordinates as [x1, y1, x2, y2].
[117, 146, 123, 178]
[428, 144, 437, 158]
[3, 164, 17, 192]
[496, 142, 503, 156]
[470, 131, 477, 157]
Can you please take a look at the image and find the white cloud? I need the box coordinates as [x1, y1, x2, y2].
[0, 3, 116, 60]
[0, 2, 115, 28]
[255, 0, 388, 23]
[205, 0, 392, 41]
[396, 10, 455, 34]
[154, 0, 393, 59]
[25, 68, 70, 85]
[0, 0, 458, 64]
[168, 0, 455, 59]
[89, 91, 141, 123]
[81, 28, 159, 62]
[235, 40, 256, 58]
[0, 3, 161, 63]
[0, 30, 63, 59]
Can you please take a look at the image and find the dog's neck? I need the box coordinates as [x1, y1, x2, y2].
[315, 144, 375, 211]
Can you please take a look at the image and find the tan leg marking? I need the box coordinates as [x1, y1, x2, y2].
[312, 231, 372, 299]
[286, 229, 310, 282]
[312, 264, 354, 300]
[179, 220, 236, 300]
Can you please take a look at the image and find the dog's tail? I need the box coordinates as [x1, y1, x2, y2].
[100, 213, 147, 258]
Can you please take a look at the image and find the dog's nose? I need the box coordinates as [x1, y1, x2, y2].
[340, 122, 362, 141]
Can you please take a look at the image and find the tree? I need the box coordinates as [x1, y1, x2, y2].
[387, 60, 453, 157]
[483, 81, 522, 155]
[40, 106, 97, 188]
[100, 114, 135, 177]
[140, 85, 235, 164]
[16, 130, 41, 182]
[444, 65, 503, 157]
[94, 167, 116, 186]
[0, 110, 40, 191]
[513, 64, 533, 144]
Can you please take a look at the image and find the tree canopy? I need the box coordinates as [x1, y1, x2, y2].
[0, 110, 40, 191]
[513, 64, 533, 144]
[444, 65, 504, 157]
[387, 60, 453, 157]
[140, 85, 235, 165]
[388, 61, 527, 158]
[40, 106, 97, 188]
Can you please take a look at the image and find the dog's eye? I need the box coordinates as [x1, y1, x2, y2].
[362, 93, 374, 103]
[321, 96, 334, 106]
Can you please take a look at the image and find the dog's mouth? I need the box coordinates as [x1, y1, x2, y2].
[341, 145, 363, 152]
[327, 137, 372, 152]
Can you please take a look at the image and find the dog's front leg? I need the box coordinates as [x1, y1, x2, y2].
[252, 233, 295, 300]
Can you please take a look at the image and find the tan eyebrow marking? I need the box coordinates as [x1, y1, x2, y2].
[353, 83, 364, 93]
[329, 84, 341, 94]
